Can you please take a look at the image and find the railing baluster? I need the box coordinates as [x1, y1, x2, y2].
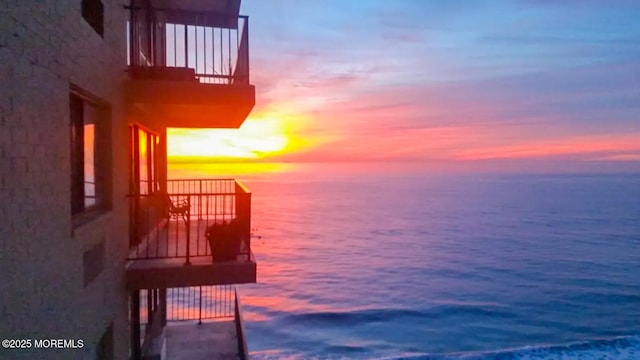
[174, 198, 178, 257]
[196, 286, 201, 324]
[236, 19, 240, 79]
[195, 15, 199, 74]
[183, 24, 188, 68]
[196, 194, 201, 256]
[204, 14, 208, 76]
[199, 179, 203, 220]
[213, 19, 217, 79]
[185, 194, 191, 265]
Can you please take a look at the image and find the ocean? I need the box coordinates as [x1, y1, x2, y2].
[169, 163, 640, 360]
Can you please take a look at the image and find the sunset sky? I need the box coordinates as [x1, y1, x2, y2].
[169, 0, 640, 171]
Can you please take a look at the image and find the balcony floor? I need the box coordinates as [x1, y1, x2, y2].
[165, 321, 240, 360]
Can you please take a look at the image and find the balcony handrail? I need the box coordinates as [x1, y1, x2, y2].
[126, 5, 249, 20]
[166, 178, 237, 186]
[127, 191, 238, 197]
[234, 180, 251, 194]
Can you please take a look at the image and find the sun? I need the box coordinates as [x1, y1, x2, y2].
[168, 116, 292, 161]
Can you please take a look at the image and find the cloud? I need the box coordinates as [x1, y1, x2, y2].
[589, 154, 640, 162]
[453, 134, 640, 161]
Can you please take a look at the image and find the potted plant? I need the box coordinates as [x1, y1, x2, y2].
[205, 219, 241, 262]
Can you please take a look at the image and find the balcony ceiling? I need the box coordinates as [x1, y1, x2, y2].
[125, 78, 255, 129]
[150, 0, 241, 15]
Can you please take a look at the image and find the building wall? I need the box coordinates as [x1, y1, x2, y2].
[0, 1, 130, 359]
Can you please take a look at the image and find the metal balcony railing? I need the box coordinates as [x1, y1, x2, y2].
[128, 179, 252, 263]
[140, 285, 235, 325]
[137, 285, 248, 359]
[127, 5, 250, 85]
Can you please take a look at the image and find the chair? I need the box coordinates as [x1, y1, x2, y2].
[164, 195, 190, 225]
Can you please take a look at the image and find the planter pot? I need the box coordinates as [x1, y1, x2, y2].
[205, 220, 241, 262]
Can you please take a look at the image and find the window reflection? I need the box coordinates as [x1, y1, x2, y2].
[139, 129, 148, 195]
[84, 123, 96, 207]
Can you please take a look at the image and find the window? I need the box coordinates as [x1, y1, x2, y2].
[70, 90, 110, 216]
[82, 0, 104, 37]
[128, 125, 161, 248]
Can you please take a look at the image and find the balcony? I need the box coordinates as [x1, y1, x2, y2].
[126, 179, 257, 290]
[124, 4, 255, 129]
[133, 285, 249, 360]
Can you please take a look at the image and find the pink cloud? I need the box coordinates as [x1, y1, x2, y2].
[247, 49, 640, 168]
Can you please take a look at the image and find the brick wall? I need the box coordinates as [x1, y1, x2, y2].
[1, 1, 130, 359]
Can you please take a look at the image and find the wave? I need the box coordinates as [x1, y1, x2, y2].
[385, 335, 640, 360]
[280, 308, 422, 326]
[250, 335, 640, 360]
[279, 305, 517, 327]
